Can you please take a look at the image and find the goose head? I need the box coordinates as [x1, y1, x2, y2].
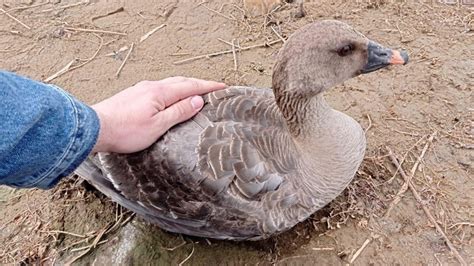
[272, 20, 408, 135]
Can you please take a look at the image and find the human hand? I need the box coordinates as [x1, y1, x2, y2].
[91, 77, 226, 153]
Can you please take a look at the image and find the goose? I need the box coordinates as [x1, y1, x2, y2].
[76, 20, 408, 240]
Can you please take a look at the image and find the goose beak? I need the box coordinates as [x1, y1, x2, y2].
[361, 41, 409, 74]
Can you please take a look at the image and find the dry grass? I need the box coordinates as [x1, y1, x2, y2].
[0, 179, 133, 264]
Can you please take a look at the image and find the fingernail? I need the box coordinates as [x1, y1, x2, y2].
[191, 96, 204, 110]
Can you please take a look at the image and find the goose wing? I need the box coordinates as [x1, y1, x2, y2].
[76, 86, 299, 239]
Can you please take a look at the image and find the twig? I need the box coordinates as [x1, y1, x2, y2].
[70, 240, 108, 252]
[392, 128, 421, 136]
[349, 238, 372, 264]
[66, 35, 103, 70]
[6, 2, 49, 12]
[44, 60, 76, 83]
[311, 247, 335, 251]
[170, 52, 191, 56]
[385, 135, 427, 184]
[387, 149, 467, 266]
[0, 8, 31, 29]
[178, 244, 195, 266]
[162, 236, 187, 251]
[140, 24, 166, 43]
[231, 3, 245, 14]
[385, 132, 437, 217]
[118, 213, 135, 228]
[40, 0, 89, 13]
[201, 5, 236, 21]
[173, 39, 283, 65]
[365, 114, 372, 133]
[65, 27, 126, 36]
[408, 132, 436, 177]
[217, 38, 241, 48]
[448, 222, 474, 229]
[91, 7, 124, 21]
[231, 39, 238, 71]
[59, 236, 94, 252]
[64, 225, 108, 266]
[41, 230, 87, 238]
[116, 42, 134, 77]
[44, 34, 104, 82]
[60, 213, 133, 254]
[271, 26, 286, 43]
[105, 45, 129, 57]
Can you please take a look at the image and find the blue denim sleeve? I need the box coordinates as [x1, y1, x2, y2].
[0, 70, 100, 189]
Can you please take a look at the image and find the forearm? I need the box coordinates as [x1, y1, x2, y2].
[0, 71, 99, 189]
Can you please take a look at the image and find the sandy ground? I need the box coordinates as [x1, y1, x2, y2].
[1, 0, 473, 265]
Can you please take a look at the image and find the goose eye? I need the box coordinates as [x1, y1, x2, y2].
[337, 44, 354, 57]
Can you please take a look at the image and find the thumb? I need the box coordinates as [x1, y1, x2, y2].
[158, 95, 204, 130]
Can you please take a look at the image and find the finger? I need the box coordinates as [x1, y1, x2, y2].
[157, 76, 188, 84]
[155, 95, 204, 133]
[135, 77, 187, 89]
[160, 78, 226, 106]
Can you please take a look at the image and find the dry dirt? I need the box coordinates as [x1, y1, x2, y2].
[1, 0, 473, 265]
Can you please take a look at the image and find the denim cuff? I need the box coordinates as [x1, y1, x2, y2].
[0, 70, 100, 189]
[30, 85, 100, 189]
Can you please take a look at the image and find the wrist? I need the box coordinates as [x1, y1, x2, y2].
[91, 104, 113, 153]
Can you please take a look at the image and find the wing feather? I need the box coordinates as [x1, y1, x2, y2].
[76, 86, 299, 239]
